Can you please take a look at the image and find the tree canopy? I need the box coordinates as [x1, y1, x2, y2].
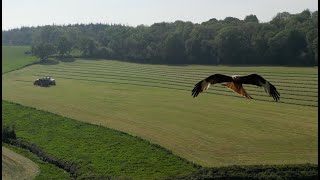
[2, 10, 318, 66]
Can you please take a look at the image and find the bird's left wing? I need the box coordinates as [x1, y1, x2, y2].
[191, 74, 233, 98]
[239, 74, 280, 101]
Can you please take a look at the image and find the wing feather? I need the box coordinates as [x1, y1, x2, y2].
[239, 74, 280, 101]
[191, 74, 232, 98]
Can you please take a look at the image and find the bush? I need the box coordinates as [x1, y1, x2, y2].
[2, 125, 16, 142]
[166, 164, 318, 180]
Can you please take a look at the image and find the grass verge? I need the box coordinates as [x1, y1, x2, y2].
[2, 100, 198, 179]
[3, 143, 70, 180]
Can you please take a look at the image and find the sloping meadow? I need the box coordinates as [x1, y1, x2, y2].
[2, 46, 38, 74]
[3, 101, 197, 179]
[2, 59, 318, 168]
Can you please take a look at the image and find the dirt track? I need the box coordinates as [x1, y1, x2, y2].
[2, 146, 39, 180]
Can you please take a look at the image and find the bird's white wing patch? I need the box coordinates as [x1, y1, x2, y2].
[261, 81, 271, 94]
[201, 80, 211, 91]
[232, 75, 240, 78]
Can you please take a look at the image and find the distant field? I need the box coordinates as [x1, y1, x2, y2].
[2, 146, 39, 180]
[2, 58, 318, 166]
[2, 46, 38, 74]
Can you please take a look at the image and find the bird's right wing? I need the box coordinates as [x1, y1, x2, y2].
[239, 74, 280, 101]
[191, 74, 233, 98]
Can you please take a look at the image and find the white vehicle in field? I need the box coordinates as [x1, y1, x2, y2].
[45, 76, 56, 85]
[34, 76, 56, 86]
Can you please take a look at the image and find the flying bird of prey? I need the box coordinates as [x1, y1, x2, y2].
[191, 74, 280, 101]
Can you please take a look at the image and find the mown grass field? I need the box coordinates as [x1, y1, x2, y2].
[2, 146, 39, 180]
[2, 58, 318, 167]
[3, 144, 71, 180]
[2, 144, 70, 180]
[2, 46, 198, 179]
[2, 46, 38, 74]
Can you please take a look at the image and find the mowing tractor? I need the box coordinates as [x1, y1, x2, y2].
[34, 76, 56, 87]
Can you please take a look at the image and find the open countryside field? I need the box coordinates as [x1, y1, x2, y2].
[2, 46, 38, 74]
[2, 144, 70, 180]
[2, 146, 39, 180]
[3, 101, 197, 179]
[2, 58, 318, 167]
[2, 46, 69, 179]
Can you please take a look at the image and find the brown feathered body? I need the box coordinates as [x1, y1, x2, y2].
[191, 74, 280, 101]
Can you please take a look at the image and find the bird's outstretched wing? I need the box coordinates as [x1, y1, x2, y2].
[239, 74, 280, 101]
[191, 74, 233, 98]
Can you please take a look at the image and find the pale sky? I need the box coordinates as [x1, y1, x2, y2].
[2, 0, 318, 30]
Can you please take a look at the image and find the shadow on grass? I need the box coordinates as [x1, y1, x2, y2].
[38, 57, 77, 65]
[56, 57, 76, 63]
[39, 59, 60, 65]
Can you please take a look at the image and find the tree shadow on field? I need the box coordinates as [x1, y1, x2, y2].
[39, 59, 59, 66]
[57, 57, 76, 63]
[38, 57, 78, 65]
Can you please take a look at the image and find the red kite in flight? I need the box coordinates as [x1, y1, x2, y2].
[192, 74, 280, 101]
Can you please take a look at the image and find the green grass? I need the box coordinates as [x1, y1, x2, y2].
[2, 101, 197, 179]
[170, 163, 318, 179]
[2, 46, 38, 74]
[2, 58, 318, 167]
[1, 45, 68, 179]
[1, 46, 197, 179]
[3, 144, 70, 180]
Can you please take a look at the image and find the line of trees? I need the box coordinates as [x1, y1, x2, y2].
[2, 10, 318, 66]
